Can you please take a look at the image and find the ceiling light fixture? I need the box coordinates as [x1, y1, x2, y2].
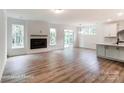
[117, 12, 124, 16]
[53, 9, 64, 14]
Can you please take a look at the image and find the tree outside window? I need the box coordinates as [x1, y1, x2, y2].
[50, 28, 56, 46]
[64, 30, 74, 48]
[12, 24, 24, 49]
[80, 24, 96, 35]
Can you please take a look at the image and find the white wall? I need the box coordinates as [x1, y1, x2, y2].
[7, 18, 77, 56]
[77, 24, 104, 49]
[96, 24, 105, 44]
[78, 34, 96, 49]
[0, 10, 7, 81]
[118, 21, 124, 31]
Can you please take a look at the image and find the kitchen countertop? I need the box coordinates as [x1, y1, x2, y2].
[96, 43, 124, 47]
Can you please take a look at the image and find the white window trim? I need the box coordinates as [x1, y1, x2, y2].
[50, 28, 56, 46]
[11, 24, 25, 49]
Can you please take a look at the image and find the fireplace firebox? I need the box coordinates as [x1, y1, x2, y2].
[30, 38, 47, 49]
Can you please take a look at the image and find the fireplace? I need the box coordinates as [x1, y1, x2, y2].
[30, 38, 47, 49]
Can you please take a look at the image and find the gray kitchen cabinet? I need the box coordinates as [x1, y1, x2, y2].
[119, 47, 124, 61]
[97, 44, 124, 62]
[105, 46, 120, 59]
[96, 45, 105, 57]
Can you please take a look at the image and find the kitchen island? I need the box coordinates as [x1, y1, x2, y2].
[96, 43, 124, 62]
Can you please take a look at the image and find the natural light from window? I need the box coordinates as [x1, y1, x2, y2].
[50, 28, 56, 46]
[12, 24, 24, 49]
[79, 24, 96, 35]
[64, 29, 73, 48]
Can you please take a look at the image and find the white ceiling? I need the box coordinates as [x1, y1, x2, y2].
[6, 9, 124, 26]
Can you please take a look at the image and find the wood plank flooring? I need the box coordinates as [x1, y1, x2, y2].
[1, 48, 124, 83]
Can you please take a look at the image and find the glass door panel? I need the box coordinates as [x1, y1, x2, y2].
[64, 30, 74, 48]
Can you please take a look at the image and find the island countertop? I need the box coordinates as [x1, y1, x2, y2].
[96, 43, 124, 47]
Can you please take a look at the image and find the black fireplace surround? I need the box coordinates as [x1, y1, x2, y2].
[30, 38, 47, 49]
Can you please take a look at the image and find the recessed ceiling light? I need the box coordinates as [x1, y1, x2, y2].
[52, 9, 64, 14]
[117, 12, 124, 16]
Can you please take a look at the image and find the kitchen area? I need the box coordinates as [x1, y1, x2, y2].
[97, 21, 124, 62]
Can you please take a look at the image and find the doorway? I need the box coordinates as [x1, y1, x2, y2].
[64, 29, 74, 48]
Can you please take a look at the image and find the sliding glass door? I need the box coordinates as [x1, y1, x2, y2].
[64, 30, 74, 48]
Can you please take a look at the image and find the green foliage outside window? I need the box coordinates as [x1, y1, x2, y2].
[80, 25, 96, 35]
[12, 24, 24, 48]
[64, 30, 73, 48]
[50, 28, 56, 46]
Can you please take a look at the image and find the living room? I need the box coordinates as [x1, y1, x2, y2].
[1, 9, 124, 83]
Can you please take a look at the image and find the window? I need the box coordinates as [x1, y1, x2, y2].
[64, 30, 74, 48]
[12, 24, 24, 49]
[50, 28, 56, 46]
[79, 24, 96, 35]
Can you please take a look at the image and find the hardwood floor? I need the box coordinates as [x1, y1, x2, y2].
[1, 48, 124, 83]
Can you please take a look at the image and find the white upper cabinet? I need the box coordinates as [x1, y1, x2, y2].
[117, 22, 124, 31]
[104, 23, 117, 37]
